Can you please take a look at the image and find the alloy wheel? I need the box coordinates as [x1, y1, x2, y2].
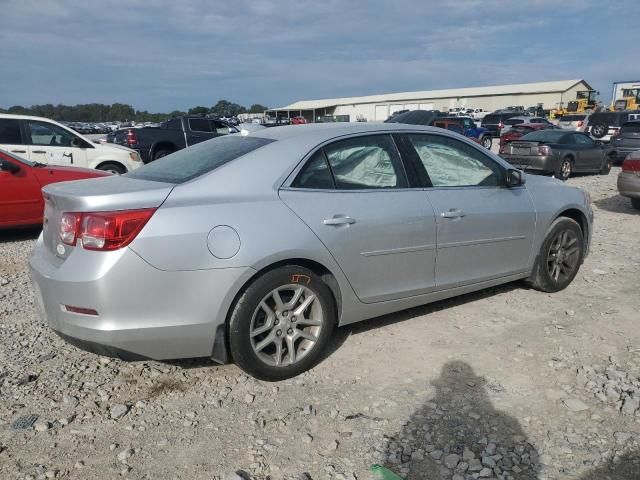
[546, 229, 580, 283]
[561, 160, 572, 179]
[249, 284, 323, 367]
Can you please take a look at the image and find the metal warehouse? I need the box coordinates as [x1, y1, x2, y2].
[268, 79, 593, 122]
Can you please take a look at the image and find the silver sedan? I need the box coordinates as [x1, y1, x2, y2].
[30, 123, 593, 380]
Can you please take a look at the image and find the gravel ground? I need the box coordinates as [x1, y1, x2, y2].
[1, 168, 639, 480]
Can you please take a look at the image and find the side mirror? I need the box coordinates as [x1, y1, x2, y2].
[0, 159, 21, 174]
[505, 168, 525, 187]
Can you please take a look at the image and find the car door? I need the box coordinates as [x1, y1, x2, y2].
[403, 133, 536, 288]
[572, 133, 602, 170]
[186, 118, 216, 145]
[279, 134, 438, 303]
[0, 154, 43, 226]
[0, 118, 28, 158]
[24, 120, 87, 167]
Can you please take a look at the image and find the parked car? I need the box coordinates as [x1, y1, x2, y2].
[0, 148, 109, 229]
[617, 150, 640, 210]
[558, 114, 590, 132]
[384, 110, 444, 126]
[0, 114, 142, 174]
[499, 129, 615, 180]
[499, 116, 553, 136]
[30, 123, 593, 380]
[291, 116, 308, 125]
[112, 116, 239, 163]
[435, 117, 492, 149]
[586, 110, 640, 142]
[609, 121, 640, 164]
[499, 123, 559, 147]
[481, 111, 531, 137]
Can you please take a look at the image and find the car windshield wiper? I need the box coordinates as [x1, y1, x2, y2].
[32, 162, 47, 167]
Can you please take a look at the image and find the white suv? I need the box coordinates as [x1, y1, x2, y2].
[0, 114, 141, 173]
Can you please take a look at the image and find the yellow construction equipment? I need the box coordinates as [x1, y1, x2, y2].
[611, 88, 640, 111]
[551, 90, 598, 118]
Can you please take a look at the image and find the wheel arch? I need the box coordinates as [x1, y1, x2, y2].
[151, 141, 177, 159]
[211, 256, 343, 364]
[555, 207, 589, 254]
[94, 160, 127, 173]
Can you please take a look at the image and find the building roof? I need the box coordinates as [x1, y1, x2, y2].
[270, 79, 591, 111]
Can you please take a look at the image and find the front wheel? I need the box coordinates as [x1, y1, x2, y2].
[599, 155, 613, 175]
[228, 266, 335, 381]
[528, 217, 584, 293]
[97, 162, 126, 175]
[556, 157, 573, 181]
[481, 136, 492, 149]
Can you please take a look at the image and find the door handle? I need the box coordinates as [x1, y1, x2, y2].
[32, 150, 47, 154]
[323, 216, 356, 226]
[441, 209, 466, 219]
[11, 149, 26, 154]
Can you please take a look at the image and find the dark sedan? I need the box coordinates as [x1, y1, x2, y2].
[499, 130, 615, 180]
[610, 121, 640, 164]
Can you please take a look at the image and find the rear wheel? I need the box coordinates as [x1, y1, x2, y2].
[228, 266, 335, 381]
[556, 157, 573, 180]
[481, 136, 492, 149]
[528, 217, 584, 293]
[153, 149, 172, 161]
[599, 155, 613, 175]
[97, 162, 126, 175]
[631, 198, 640, 210]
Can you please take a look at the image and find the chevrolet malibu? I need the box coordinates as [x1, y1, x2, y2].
[30, 123, 593, 380]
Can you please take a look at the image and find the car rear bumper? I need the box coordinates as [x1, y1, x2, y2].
[618, 171, 640, 199]
[500, 154, 559, 173]
[29, 235, 253, 360]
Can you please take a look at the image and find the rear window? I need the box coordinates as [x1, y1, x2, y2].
[621, 122, 640, 134]
[510, 126, 534, 134]
[505, 118, 526, 126]
[520, 130, 567, 143]
[125, 135, 275, 184]
[482, 114, 499, 124]
[588, 112, 621, 126]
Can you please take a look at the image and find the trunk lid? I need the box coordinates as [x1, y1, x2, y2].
[42, 176, 174, 259]
[504, 141, 540, 156]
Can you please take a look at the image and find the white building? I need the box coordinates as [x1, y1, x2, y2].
[267, 79, 593, 122]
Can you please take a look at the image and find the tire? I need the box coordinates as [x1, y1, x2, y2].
[631, 198, 640, 210]
[591, 123, 608, 139]
[599, 155, 613, 175]
[481, 136, 492, 149]
[555, 157, 573, 181]
[97, 162, 126, 175]
[528, 217, 584, 293]
[228, 265, 336, 381]
[153, 149, 172, 161]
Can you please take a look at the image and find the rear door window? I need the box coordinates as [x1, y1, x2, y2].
[125, 135, 275, 184]
[188, 118, 212, 132]
[323, 135, 408, 190]
[0, 119, 23, 144]
[621, 123, 640, 134]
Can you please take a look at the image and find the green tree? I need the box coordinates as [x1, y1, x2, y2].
[188, 106, 210, 116]
[210, 100, 246, 117]
[248, 104, 268, 113]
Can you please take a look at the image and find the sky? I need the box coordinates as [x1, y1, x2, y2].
[0, 0, 636, 112]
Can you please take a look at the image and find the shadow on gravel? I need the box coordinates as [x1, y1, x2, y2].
[594, 195, 639, 215]
[578, 450, 640, 479]
[383, 361, 540, 480]
[0, 226, 41, 243]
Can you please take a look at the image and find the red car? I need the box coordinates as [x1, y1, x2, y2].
[291, 116, 308, 125]
[0, 149, 110, 229]
[499, 123, 558, 147]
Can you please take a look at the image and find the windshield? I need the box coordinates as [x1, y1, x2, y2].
[125, 135, 275, 184]
[520, 130, 567, 143]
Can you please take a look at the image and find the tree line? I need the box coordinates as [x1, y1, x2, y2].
[0, 100, 269, 123]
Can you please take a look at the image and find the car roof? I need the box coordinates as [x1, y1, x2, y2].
[0, 113, 63, 122]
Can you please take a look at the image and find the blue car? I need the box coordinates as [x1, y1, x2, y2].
[441, 116, 493, 149]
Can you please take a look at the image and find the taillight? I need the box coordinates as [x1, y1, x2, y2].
[499, 144, 508, 154]
[498, 121, 504, 129]
[538, 145, 552, 156]
[612, 129, 620, 138]
[577, 121, 583, 127]
[622, 158, 640, 172]
[126, 129, 138, 145]
[59, 209, 156, 251]
[60, 212, 82, 246]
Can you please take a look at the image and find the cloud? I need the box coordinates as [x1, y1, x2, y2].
[0, 0, 633, 111]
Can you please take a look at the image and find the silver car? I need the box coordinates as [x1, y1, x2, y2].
[30, 123, 593, 380]
[558, 114, 590, 132]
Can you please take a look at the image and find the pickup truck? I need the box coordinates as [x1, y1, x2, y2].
[111, 116, 239, 163]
